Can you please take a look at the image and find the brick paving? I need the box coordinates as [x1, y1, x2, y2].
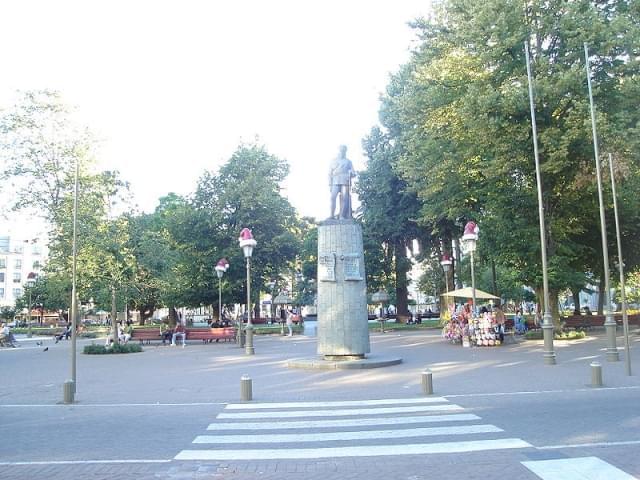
[0, 328, 638, 479]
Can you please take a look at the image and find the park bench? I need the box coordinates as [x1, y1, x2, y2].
[563, 314, 640, 330]
[131, 327, 237, 345]
[131, 329, 163, 344]
[185, 327, 236, 343]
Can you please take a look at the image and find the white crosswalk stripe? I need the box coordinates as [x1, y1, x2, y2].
[194, 424, 503, 444]
[218, 403, 463, 419]
[206, 413, 482, 430]
[175, 396, 532, 461]
[522, 457, 637, 480]
[224, 396, 449, 409]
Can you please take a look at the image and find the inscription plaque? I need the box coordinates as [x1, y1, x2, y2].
[318, 253, 336, 282]
[343, 254, 363, 281]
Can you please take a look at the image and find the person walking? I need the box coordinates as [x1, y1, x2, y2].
[286, 309, 294, 337]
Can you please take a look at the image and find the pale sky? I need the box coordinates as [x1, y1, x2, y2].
[1, 0, 431, 223]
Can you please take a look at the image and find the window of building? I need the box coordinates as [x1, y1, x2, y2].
[0, 288, 4, 298]
[0, 237, 9, 253]
[32, 245, 42, 256]
[33, 261, 42, 270]
[14, 259, 22, 269]
[0, 272, 4, 283]
[13, 288, 22, 298]
[0, 258, 6, 269]
[13, 244, 23, 254]
[13, 272, 21, 283]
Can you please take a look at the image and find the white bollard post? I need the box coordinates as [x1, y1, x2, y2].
[63, 380, 75, 404]
[422, 370, 433, 395]
[590, 361, 603, 387]
[240, 374, 253, 401]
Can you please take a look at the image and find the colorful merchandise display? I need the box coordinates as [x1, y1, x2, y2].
[442, 305, 505, 347]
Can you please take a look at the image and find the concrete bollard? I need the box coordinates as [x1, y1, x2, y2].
[421, 370, 433, 395]
[591, 361, 603, 387]
[63, 380, 75, 404]
[27, 325, 32, 338]
[240, 374, 252, 401]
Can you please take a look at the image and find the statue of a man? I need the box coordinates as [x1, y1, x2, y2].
[329, 145, 356, 219]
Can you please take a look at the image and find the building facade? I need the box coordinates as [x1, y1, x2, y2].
[0, 235, 46, 308]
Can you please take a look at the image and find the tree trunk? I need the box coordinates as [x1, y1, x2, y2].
[138, 305, 154, 325]
[572, 289, 581, 315]
[168, 307, 178, 327]
[491, 259, 498, 296]
[394, 240, 410, 321]
[549, 289, 562, 331]
[111, 286, 119, 345]
[453, 238, 463, 289]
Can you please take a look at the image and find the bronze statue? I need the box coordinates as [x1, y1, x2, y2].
[329, 145, 355, 219]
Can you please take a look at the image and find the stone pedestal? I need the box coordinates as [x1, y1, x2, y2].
[317, 219, 370, 358]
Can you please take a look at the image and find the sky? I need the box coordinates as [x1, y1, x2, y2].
[0, 0, 431, 226]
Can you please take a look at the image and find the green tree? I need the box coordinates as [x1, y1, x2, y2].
[0, 90, 95, 225]
[161, 142, 301, 318]
[357, 127, 426, 319]
[376, 0, 640, 325]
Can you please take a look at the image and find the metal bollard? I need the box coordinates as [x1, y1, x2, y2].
[591, 361, 603, 387]
[63, 380, 75, 404]
[240, 374, 252, 401]
[422, 370, 433, 395]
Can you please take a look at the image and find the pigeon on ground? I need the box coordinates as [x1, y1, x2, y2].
[43, 347, 48, 352]
[36, 341, 43, 346]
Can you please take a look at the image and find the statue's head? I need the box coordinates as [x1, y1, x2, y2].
[339, 145, 347, 157]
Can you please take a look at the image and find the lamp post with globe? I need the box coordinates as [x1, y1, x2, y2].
[461, 222, 479, 316]
[214, 258, 229, 325]
[239, 228, 257, 355]
[440, 254, 452, 313]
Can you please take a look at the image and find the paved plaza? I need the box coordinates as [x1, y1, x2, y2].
[0, 327, 639, 479]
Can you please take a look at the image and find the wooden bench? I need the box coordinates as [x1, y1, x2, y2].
[131, 327, 237, 345]
[563, 314, 640, 329]
[185, 327, 236, 343]
[131, 329, 163, 344]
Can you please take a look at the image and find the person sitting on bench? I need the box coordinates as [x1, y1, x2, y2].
[171, 323, 186, 346]
[160, 324, 173, 345]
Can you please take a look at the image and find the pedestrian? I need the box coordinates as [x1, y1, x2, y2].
[286, 309, 294, 337]
[514, 309, 526, 334]
[494, 304, 506, 343]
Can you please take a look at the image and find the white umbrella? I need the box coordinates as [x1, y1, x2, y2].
[441, 287, 500, 300]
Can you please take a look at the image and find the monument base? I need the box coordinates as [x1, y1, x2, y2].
[324, 354, 365, 361]
[287, 355, 402, 370]
[317, 220, 370, 356]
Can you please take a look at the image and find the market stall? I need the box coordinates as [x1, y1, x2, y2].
[440, 288, 503, 347]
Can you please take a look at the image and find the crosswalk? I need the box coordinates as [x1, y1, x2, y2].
[174, 396, 531, 461]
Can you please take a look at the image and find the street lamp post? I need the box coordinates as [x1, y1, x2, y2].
[215, 258, 229, 325]
[239, 228, 257, 355]
[608, 154, 631, 375]
[71, 157, 79, 396]
[525, 41, 556, 365]
[585, 43, 619, 362]
[461, 222, 479, 316]
[440, 254, 452, 314]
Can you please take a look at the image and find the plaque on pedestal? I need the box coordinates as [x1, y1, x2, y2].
[342, 254, 363, 281]
[318, 253, 336, 282]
